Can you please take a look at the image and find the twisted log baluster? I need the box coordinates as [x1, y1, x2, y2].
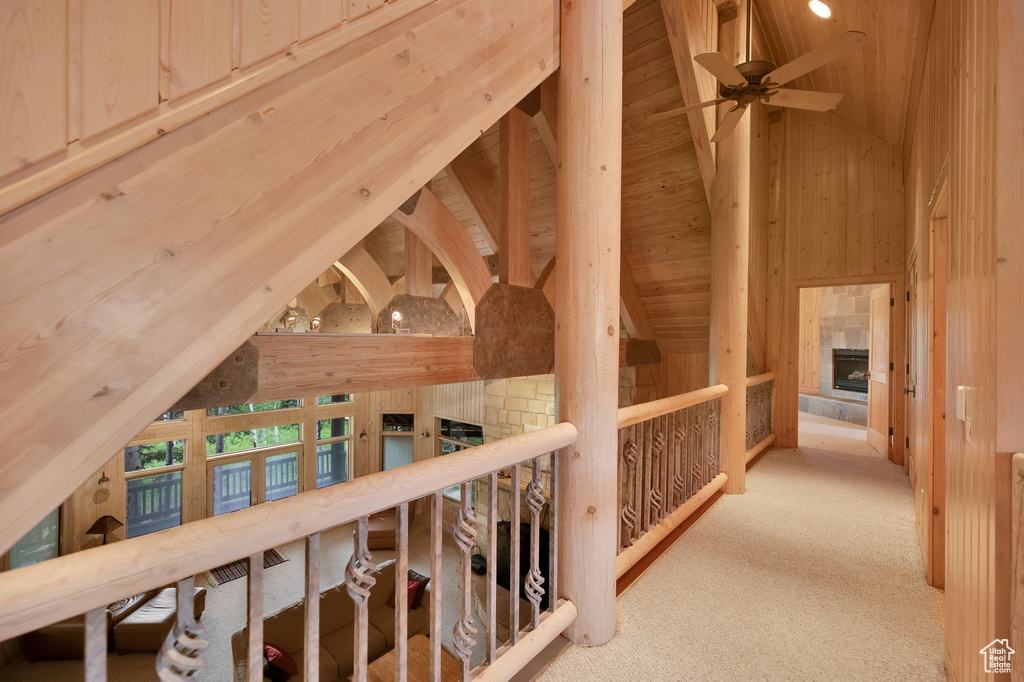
[347, 517, 377, 682]
[649, 427, 665, 523]
[671, 415, 686, 507]
[156, 578, 208, 680]
[452, 482, 478, 679]
[524, 462, 546, 628]
[621, 436, 638, 547]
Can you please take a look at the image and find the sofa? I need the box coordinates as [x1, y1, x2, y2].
[231, 560, 430, 682]
[25, 585, 206, 660]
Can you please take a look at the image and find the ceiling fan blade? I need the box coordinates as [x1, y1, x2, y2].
[694, 52, 748, 89]
[764, 31, 866, 86]
[710, 105, 747, 143]
[768, 89, 843, 111]
[646, 98, 725, 123]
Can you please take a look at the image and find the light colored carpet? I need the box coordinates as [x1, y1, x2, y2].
[2, 513, 475, 682]
[540, 414, 946, 682]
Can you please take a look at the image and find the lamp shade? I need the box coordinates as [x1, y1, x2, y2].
[85, 515, 124, 536]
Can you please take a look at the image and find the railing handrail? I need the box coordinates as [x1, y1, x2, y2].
[0, 422, 577, 641]
[746, 371, 776, 387]
[616, 384, 728, 429]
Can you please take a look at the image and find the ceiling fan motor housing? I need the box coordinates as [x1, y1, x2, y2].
[719, 59, 778, 105]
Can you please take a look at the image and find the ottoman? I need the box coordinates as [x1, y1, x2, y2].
[113, 585, 206, 654]
[24, 611, 112, 660]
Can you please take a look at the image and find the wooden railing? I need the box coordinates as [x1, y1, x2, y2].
[616, 386, 729, 576]
[0, 425, 578, 682]
[745, 372, 776, 463]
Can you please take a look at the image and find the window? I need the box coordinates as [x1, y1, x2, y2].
[264, 452, 299, 502]
[155, 410, 184, 422]
[125, 440, 184, 473]
[382, 413, 415, 432]
[437, 419, 483, 501]
[381, 414, 414, 473]
[206, 425, 300, 456]
[126, 471, 182, 538]
[317, 394, 351, 405]
[316, 416, 351, 488]
[9, 508, 59, 569]
[212, 460, 252, 516]
[206, 399, 301, 418]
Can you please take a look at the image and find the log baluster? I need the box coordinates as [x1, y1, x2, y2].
[524, 458, 546, 629]
[84, 606, 107, 682]
[156, 576, 208, 680]
[452, 481, 478, 681]
[509, 465, 521, 645]
[246, 553, 264, 682]
[395, 505, 409, 682]
[429, 492, 443, 682]
[347, 517, 377, 682]
[486, 474, 498, 663]
[548, 450, 559, 614]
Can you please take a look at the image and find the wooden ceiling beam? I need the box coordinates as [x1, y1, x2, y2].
[446, 148, 501, 254]
[392, 188, 494, 328]
[660, 0, 716, 206]
[334, 245, 395, 316]
[404, 229, 433, 297]
[619, 254, 657, 339]
[498, 108, 533, 286]
[0, 0, 557, 554]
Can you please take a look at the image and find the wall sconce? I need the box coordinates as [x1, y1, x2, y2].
[97, 470, 111, 490]
[359, 425, 368, 440]
[420, 428, 431, 439]
[310, 316, 321, 332]
[392, 310, 410, 335]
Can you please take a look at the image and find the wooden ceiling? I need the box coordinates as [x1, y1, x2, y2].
[320, 0, 926, 356]
[757, 0, 924, 149]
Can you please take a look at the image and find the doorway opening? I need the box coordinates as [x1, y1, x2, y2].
[797, 283, 894, 457]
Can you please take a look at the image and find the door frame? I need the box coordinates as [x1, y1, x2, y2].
[925, 180, 948, 588]
[787, 273, 908, 466]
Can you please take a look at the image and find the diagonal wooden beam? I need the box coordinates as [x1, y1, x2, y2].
[446, 146, 500, 254]
[392, 188, 494, 328]
[619, 254, 657, 339]
[0, 0, 557, 554]
[334, 245, 394, 316]
[660, 0, 716, 206]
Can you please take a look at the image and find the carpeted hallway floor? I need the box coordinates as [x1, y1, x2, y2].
[540, 413, 946, 682]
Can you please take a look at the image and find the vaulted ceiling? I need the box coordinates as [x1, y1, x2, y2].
[757, 0, 926, 149]
[317, 0, 927, 357]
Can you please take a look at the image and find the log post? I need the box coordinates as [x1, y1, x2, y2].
[499, 108, 532, 286]
[709, 3, 750, 495]
[555, 0, 622, 647]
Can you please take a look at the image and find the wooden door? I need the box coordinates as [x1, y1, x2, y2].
[866, 285, 891, 456]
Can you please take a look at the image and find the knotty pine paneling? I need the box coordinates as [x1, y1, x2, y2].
[80, 0, 160, 140]
[167, 0, 234, 101]
[0, 0, 436, 214]
[784, 109, 905, 282]
[796, 287, 820, 392]
[0, 0, 67, 179]
[765, 107, 908, 461]
[903, 0, 1024, 678]
[621, 0, 712, 356]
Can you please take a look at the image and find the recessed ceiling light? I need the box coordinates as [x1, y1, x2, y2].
[809, 0, 832, 18]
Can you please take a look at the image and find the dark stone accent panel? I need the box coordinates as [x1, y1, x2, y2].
[623, 338, 662, 366]
[170, 341, 258, 412]
[318, 302, 374, 333]
[376, 295, 461, 336]
[474, 284, 555, 379]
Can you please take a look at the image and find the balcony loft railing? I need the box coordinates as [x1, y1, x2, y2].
[0, 425, 579, 682]
[745, 372, 776, 463]
[615, 378, 776, 577]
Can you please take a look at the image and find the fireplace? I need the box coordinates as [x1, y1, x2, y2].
[832, 348, 869, 394]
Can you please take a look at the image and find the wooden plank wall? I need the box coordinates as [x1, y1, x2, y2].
[796, 287, 821, 392]
[620, 0, 714, 357]
[747, 102, 771, 376]
[0, 0, 435, 214]
[764, 109, 907, 458]
[904, 0, 1024, 678]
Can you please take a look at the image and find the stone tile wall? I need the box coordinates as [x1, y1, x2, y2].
[819, 284, 874, 401]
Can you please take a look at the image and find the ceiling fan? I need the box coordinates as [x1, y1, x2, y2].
[651, 8, 866, 142]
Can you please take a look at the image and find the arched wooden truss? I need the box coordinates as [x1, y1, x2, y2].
[392, 187, 493, 328]
[334, 245, 395, 316]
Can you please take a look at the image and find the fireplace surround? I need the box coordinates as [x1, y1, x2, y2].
[832, 348, 869, 394]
